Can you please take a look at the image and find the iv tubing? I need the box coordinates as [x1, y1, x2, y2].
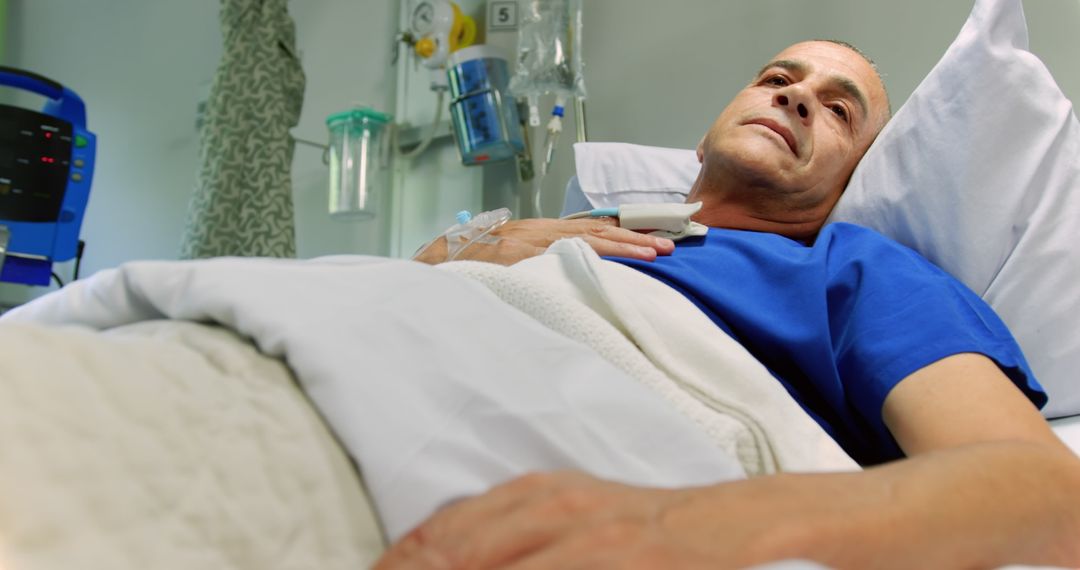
[395, 90, 445, 160]
[532, 177, 544, 218]
[574, 97, 587, 142]
[532, 100, 566, 218]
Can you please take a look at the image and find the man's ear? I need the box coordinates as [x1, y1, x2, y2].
[696, 138, 705, 163]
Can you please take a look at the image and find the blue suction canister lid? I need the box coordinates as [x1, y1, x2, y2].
[447, 44, 509, 66]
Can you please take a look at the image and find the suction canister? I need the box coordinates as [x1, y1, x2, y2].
[325, 106, 392, 219]
[446, 45, 524, 165]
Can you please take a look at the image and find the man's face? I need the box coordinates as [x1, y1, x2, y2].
[696, 41, 889, 220]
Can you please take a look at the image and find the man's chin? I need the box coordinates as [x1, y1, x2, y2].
[717, 133, 798, 163]
[708, 152, 797, 190]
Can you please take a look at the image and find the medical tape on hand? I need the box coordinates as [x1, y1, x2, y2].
[444, 207, 512, 261]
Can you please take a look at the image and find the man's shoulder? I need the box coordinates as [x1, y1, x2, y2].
[818, 222, 961, 285]
[818, 222, 918, 255]
[819, 222, 892, 241]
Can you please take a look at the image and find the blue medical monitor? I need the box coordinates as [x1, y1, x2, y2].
[0, 66, 95, 286]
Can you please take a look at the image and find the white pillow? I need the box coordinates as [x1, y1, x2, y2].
[568, 0, 1080, 418]
[830, 0, 1080, 419]
[570, 142, 695, 210]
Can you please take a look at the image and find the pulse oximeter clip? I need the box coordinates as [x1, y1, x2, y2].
[562, 202, 708, 241]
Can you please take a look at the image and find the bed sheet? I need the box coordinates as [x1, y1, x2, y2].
[1050, 415, 1080, 455]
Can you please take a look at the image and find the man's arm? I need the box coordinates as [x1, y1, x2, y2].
[413, 217, 675, 265]
[869, 352, 1080, 566]
[375, 353, 1080, 568]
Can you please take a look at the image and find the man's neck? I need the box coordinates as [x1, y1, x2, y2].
[685, 177, 831, 242]
[690, 207, 823, 241]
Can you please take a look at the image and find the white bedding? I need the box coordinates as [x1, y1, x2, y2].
[0, 320, 384, 569]
[1051, 415, 1080, 455]
[1, 239, 853, 543]
[0, 239, 1071, 568]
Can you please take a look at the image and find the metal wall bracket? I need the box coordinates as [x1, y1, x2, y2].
[395, 120, 453, 151]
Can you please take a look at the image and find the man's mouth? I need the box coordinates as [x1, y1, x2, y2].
[747, 119, 798, 156]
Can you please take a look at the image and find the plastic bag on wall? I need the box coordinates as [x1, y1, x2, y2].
[508, 0, 586, 124]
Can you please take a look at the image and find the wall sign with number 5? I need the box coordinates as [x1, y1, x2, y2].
[489, 1, 518, 30]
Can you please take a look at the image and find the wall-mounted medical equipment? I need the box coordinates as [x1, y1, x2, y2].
[505, 0, 586, 216]
[394, 0, 477, 161]
[447, 45, 525, 165]
[408, 0, 477, 75]
[326, 106, 393, 219]
[0, 66, 94, 286]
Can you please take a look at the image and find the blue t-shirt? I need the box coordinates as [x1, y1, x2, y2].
[609, 223, 1046, 465]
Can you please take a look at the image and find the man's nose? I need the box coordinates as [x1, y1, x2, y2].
[774, 91, 811, 122]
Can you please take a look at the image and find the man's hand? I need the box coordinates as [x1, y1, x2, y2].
[373, 472, 743, 570]
[375, 354, 1080, 569]
[373, 471, 799, 569]
[413, 218, 676, 265]
[376, 446, 1080, 569]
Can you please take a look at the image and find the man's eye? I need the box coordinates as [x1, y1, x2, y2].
[830, 104, 849, 122]
[764, 75, 789, 87]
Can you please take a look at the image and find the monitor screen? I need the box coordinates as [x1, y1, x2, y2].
[0, 115, 14, 142]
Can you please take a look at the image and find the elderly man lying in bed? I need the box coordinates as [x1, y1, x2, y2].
[393, 40, 1080, 568]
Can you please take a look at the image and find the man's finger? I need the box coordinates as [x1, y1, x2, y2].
[437, 504, 575, 569]
[585, 224, 676, 252]
[498, 518, 659, 570]
[437, 472, 624, 568]
[491, 218, 673, 250]
[376, 473, 566, 568]
[581, 236, 661, 260]
[588, 216, 620, 227]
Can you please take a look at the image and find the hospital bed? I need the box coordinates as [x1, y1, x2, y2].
[0, 243, 818, 568]
[2, 0, 1079, 567]
[0, 244, 1077, 569]
[0, 247, 1077, 570]
[1056, 415, 1080, 451]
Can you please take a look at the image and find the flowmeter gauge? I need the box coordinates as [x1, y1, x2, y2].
[410, 1, 436, 36]
[408, 0, 476, 69]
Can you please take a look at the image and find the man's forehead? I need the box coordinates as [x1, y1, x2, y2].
[766, 41, 876, 83]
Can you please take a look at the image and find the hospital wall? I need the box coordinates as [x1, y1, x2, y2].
[2, 1, 1079, 308]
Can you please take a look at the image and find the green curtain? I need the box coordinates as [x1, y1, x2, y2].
[180, 0, 305, 259]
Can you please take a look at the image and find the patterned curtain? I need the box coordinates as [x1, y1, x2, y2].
[180, 0, 305, 259]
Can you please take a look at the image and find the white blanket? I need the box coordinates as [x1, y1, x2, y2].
[443, 240, 855, 475]
[0, 320, 384, 569]
[3, 239, 854, 540]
